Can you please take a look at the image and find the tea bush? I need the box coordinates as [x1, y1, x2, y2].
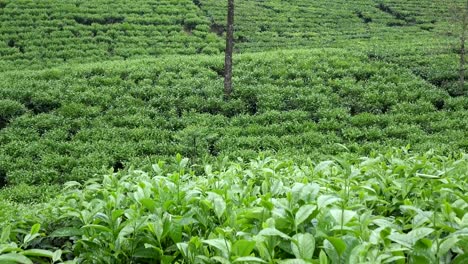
[1, 151, 467, 263]
[1, 50, 466, 188]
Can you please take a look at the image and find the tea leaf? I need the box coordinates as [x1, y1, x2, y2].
[0, 253, 33, 264]
[202, 239, 230, 257]
[233, 256, 268, 263]
[50, 227, 83, 238]
[232, 240, 256, 257]
[330, 209, 357, 226]
[295, 204, 317, 227]
[291, 233, 315, 260]
[21, 249, 54, 258]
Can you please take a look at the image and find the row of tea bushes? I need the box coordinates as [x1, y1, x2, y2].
[0, 49, 466, 188]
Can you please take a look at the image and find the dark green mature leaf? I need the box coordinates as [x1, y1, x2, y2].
[202, 239, 231, 257]
[0, 253, 33, 264]
[453, 253, 468, 264]
[388, 227, 434, 248]
[82, 224, 112, 233]
[50, 227, 83, 237]
[325, 237, 346, 256]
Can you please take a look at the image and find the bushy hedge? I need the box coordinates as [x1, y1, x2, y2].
[0, 150, 467, 263]
[0, 49, 466, 189]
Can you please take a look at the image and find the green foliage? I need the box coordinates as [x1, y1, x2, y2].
[0, 99, 25, 129]
[0, 49, 466, 189]
[1, 151, 467, 263]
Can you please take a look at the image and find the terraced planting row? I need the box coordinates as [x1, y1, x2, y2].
[0, 0, 460, 72]
[0, 0, 223, 71]
[199, 0, 453, 52]
[0, 49, 467, 197]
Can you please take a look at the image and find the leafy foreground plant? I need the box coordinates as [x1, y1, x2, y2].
[1, 150, 467, 263]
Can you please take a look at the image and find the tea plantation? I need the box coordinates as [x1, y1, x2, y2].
[0, 0, 467, 263]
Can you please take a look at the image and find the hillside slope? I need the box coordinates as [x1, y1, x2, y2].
[0, 0, 461, 72]
[0, 49, 466, 188]
[0, 0, 224, 71]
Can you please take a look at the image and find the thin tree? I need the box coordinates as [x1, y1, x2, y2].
[224, 0, 234, 99]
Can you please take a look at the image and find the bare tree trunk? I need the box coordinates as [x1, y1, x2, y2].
[224, 0, 234, 99]
[460, 1, 468, 93]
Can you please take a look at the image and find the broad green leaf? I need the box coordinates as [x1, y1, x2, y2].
[211, 256, 230, 264]
[207, 192, 227, 219]
[348, 243, 369, 264]
[22, 234, 39, 245]
[319, 250, 328, 264]
[295, 205, 317, 227]
[111, 209, 125, 221]
[382, 256, 406, 264]
[52, 249, 62, 262]
[1, 225, 11, 243]
[179, 157, 189, 168]
[330, 209, 356, 226]
[82, 224, 112, 233]
[176, 242, 189, 259]
[29, 224, 40, 236]
[453, 253, 468, 264]
[411, 253, 432, 264]
[291, 233, 315, 260]
[140, 198, 157, 212]
[325, 237, 346, 255]
[50, 227, 83, 237]
[323, 239, 340, 264]
[317, 195, 341, 209]
[0, 243, 21, 254]
[169, 222, 182, 243]
[407, 227, 435, 243]
[314, 161, 334, 174]
[438, 236, 459, 256]
[214, 197, 226, 219]
[161, 255, 176, 264]
[202, 239, 231, 257]
[340, 236, 360, 264]
[277, 259, 308, 264]
[148, 219, 164, 241]
[232, 240, 256, 257]
[388, 227, 434, 248]
[387, 233, 413, 248]
[258, 228, 291, 239]
[0, 253, 33, 264]
[21, 249, 54, 258]
[233, 256, 268, 263]
[133, 247, 161, 259]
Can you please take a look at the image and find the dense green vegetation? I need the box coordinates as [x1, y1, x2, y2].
[0, 49, 466, 190]
[0, 0, 224, 71]
[1, 0, 467, 262]
[201, 0, 449, 50]
[1, 151, 467, 263]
